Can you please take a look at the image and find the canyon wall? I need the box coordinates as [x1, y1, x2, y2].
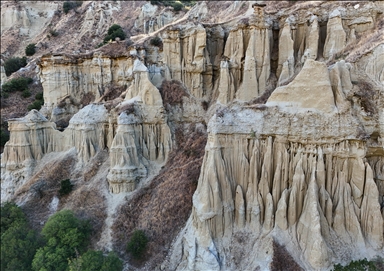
[1, 1, 383, 270]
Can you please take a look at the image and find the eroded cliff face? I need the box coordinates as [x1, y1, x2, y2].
[1, 1, 383, 270]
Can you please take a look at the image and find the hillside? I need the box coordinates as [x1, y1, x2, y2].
[1, 1, 384, 270]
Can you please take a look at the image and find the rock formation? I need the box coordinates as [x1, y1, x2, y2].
[107, 59, 172, 193]
[1, 1, 383, 270]
[267, 59, 336, 113]
[324, 9, 346, 60]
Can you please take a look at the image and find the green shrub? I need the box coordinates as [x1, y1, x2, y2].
[126, 229, 148, 259]
[107, 24, 122, 35]
[35, 92, 44, 100]
[27, 100, 44, 111]
[150, 36, 162, 47]
[4, 57, 27, 76]
[103, 24, 126, 43]
[28, 92, 44, 111]
[1, 91, 9, 98]
[63, 1, 82, 14]
[32, 210, 91, 271]
[68, 250, 123, 271]
[49, 29, 59, 37]
[333, 258, 378, 271]
[22, 89, 31, 98]
[2, 77, 33, 93]
[171, 2, 183, 11]
[25, 43, 36, 56]
[0, 128, 9, 147]
[59, 179, 73, 196]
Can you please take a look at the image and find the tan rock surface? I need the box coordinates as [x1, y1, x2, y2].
[323, 10, 346, 60]
[267, 59, 336, 113]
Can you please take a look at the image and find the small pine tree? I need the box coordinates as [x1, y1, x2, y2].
[25, 43, 36, 56]
[126, 230, 148, 259]
[103, 24, 126, 44]
[59, 179, 73, 196]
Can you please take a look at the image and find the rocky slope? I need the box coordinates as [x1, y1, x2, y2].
[1, 1, 384, 270]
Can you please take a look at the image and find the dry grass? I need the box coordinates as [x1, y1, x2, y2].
[0, 62, 43, 121]
[64, 187, 107, 247]
[55, 116, 71, 130]
[345, 17, 384, 63]
[159, 79, 189, 107]
[112, 124, 207, 269]
[101, 84, 126, 102]
[83, 150, 109, 182]
[18, 150, 108, 246]
[80, 92, 95, 107]
[97, 41, 131, 58]
[355, 81, 377, 116]
[270, 240, 304, 271]
[247, 86, 275, 105]
[117, 102, 135, 115]
[18, 153, 78, 231]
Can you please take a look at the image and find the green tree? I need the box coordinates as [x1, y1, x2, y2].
[126, 229, 148, 259]
[171, 2, 183, 11]
[107, 24, 122, 35]
[68, 250, 123, 271]
[1, 223, 40, 271]
[100, 252, 123, 271]
[25, 43, 36, 56]
[103, 24, 126, 44]
[32, 210, 91, 271]
[3, 57, 27, 76]
[1, 202, 41, 271]
[1, 202, 27, 235]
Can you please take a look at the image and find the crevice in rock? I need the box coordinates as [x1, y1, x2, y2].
[317, 20, 327, 60]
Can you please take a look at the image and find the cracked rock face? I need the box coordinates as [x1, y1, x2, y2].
[1, 1, 383, 270]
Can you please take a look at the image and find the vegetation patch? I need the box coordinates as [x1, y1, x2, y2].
[333, 258, 383, 271]
[80, 92, 95, 107]
[0, 120, 9, 147]
[112, 124, 207, 268]
[102, 84, 126, 101]
[270, 240, 304, 271]
[25, 43, 36, 56]
[103, 24, 126, 44]
[63, 1, 82, 14]
[58, 179, 74, 196]
[159, 79, 189, 108]
[356, 81, 377, 115]
[1, 202, 41, 271]
[69, 250, 123, 271]
[126, 230, 149, 259]
[4, 57, 27, 76]
[2, 77, 33, 93]
[27, 92, 44, 111]
[150, 0, 195, 11]
[150, 36, 162, 47]
[32, 210, 91, 271]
